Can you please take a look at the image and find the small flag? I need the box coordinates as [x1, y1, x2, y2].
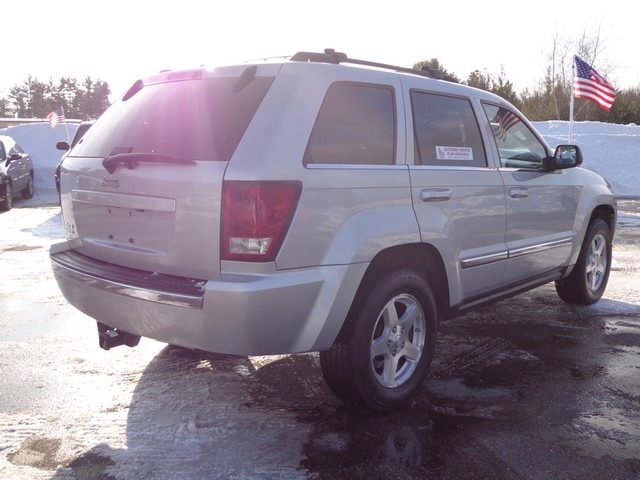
[573, 56, 616, 111]
[46, 109, 65, 128]
[493, 107, 520, 141]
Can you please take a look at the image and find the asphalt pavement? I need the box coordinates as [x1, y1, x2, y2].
[1, 197, 639, 479]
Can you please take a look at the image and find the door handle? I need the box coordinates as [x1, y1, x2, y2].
[509, 187, 530, 198]
[421, 188, 452, 202]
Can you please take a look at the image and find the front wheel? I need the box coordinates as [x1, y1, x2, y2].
[320, 269, 438, 412]
[21, 173, 34, 199]
[555, 218, 612, 305]
[1, 181, 12, 211]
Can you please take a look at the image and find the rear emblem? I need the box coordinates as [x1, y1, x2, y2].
[102, 177, 120, 190]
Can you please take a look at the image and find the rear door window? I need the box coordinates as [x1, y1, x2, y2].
[304, 83, 396, 165]
[72, 75, 274, 161]
[411, 91, 487, 167]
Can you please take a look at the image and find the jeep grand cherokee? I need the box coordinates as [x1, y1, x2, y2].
[50, 49, 616, 411]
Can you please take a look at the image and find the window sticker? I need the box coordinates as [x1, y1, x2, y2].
[435, 146, 474, 161]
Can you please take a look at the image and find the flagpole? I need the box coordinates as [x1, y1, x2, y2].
[61, 107, 71, 144]
[569, 56, 575, 144]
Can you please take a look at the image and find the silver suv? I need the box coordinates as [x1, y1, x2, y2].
[0, 135, 34, 211]
[50, 49, 617, 411]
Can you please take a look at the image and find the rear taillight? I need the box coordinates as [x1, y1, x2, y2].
[221, 181, 302, 262]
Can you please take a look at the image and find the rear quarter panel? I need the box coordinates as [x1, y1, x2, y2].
[223, 63, 421, 270]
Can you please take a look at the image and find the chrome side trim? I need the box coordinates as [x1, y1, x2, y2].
[461, 251, 509, 269]
[508, 237, 573, 259]
[461, 237, 573, 269]
[51, 259, 203, 309]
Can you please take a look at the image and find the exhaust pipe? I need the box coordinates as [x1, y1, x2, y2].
[97, 322, 141, 350]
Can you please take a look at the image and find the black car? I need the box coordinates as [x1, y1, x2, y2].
[55, 120, 94, 199]
[0, 134, 34, 211]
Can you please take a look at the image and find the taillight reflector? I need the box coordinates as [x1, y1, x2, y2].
[221, 181, 302, 262]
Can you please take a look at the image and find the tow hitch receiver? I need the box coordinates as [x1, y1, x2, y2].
[97, 322, 141, 350]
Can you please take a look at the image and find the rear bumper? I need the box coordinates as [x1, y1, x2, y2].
[51, 248, 205, 309]
[50, 241, 365, 355]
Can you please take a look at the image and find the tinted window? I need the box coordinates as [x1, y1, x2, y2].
[411, 92, 487, 167]
[72, 76, 274, 161]
[305, 83, 395, 165]
[3, 138, 23, 158]
[12, 143, 25, 155]
[70, 123, 93, 149]
[482, 103, 547, 169]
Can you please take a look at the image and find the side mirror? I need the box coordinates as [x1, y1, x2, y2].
[56, 141, 70, 151]
[544, 145, 582, 171]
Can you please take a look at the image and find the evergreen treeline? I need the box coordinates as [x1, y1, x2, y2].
[0, 75, 111, 120]
[415, 58, 640, 125]
[4, 33, 637, 126]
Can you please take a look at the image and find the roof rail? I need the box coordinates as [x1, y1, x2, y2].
[289, 48, 458, 83]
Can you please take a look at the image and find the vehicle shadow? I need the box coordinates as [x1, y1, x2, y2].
[50, 293, 640, 479]
[19, 209, 63, 239]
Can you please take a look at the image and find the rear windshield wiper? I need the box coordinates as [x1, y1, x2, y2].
[102, 152, 195, 174]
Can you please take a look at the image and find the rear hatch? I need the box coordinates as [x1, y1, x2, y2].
[59, 65, 278, 279]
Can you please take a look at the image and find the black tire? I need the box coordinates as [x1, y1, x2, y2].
[555, 218, 612, 305]
[21, 173, 34, 199]
[1, 181, 12, 211]
[320, 269, 438, 412]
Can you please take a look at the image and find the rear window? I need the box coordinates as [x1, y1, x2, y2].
[72, 75, 274, 161]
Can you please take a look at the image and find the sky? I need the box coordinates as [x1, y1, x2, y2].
[8, 0, 640, 102]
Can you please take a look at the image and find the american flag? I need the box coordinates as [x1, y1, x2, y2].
[574, 56, 616, 111]
[46, 109, 65, 128]
[493, 107, 520, 141]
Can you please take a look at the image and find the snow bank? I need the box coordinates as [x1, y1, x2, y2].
[0, 122, 79, 204]
[533, 121, 640, 198]
[1, 121, 638, 201]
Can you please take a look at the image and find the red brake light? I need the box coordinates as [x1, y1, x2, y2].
[221, 181, 302, 262]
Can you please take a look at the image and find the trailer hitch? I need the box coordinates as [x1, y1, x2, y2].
[97, 322, 141, 350]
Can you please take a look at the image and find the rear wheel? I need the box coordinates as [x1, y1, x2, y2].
[555, 218, 612, 305]
[21, 173, 34, 199]
[320, 269, 438, 412]
[1, 181, 12, 211]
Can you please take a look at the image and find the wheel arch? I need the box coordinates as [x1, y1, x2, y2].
[335, 242, 449, 343]
[589, 203, 616, 237]
[564, 203, 616, 274]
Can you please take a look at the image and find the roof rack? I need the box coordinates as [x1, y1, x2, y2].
[289, 48, 458, 83]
